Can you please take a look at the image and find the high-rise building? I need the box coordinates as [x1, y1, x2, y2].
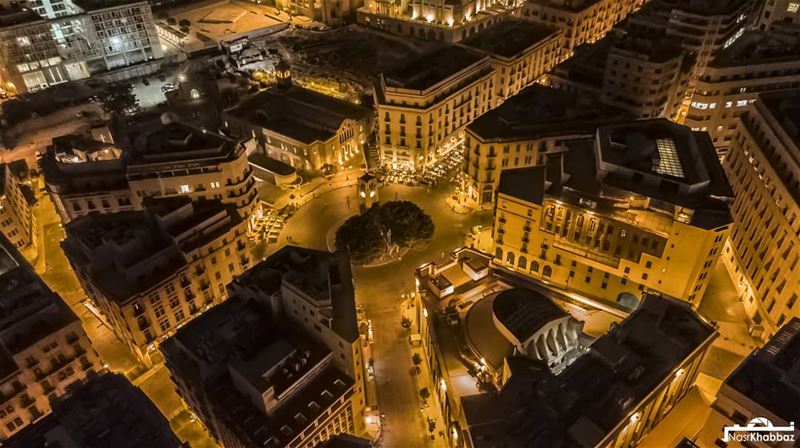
[162, 246, 366, 448]
[627, 0, 754, 77]
[42, 120, 258, 230]
[225, 66, 372, 174]
[0, 235, 102, 440]
[492, 119, 732, 308]
[756, 0, 800, 31]
[459, 293, 716, 448]
[685, 31, 800, 154]
[696, 317, 800, 447]
[61, 198, 251, 366]
[522, 0, 648, 55]
[0, 161, 36, 254]
[549, 30, 693, 121]
[461, 85, 627, 209]
[722, 89, 800, 340]
[0, 0, 162, 94]
[5, 373, 185, 448]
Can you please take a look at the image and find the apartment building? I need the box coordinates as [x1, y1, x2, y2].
[357, 0, 522, 43]
[42, 120, 258, 230]
[696, 317, 800, 447]
[376, 46, 496, 171]
[162, 246, 365, 448]
[522, 0, 648, 55]
[492, 119, 732, 308]
[460, 293, 716, 448]
[549, 30, 693, 121]
[5, 373, 185, 448]
[722, 90, 800, 340]
[756, 0, 800, 31]
[685, 31, 800, 153]
[0, 162, 35, 253]
[61, 198, 251, 366]
[0, 235, 102, 440]
[0, 0, 162, 94]
[460, 18, 564, 99]
[275, 0, 360, 25]
[462, 85, 627, 208]
[225, 67, 372, 174]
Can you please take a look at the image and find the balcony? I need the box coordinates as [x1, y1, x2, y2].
[240, 256, 250, 266]
[498, 217, 506, 224]
[497, 228, 505, 235]
[138, 317, 150, 331]
[237, 240, 247, 251]
[180, 277, 191, 288]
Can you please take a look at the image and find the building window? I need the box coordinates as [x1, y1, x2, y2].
[543, 265, 552, 277]
[190, 88, 200, 99]
[788, 2, 799, 13]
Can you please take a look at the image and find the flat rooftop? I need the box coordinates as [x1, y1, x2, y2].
[462, 294, 715, 448]
[724, 318, 800, 424]
[0, 5, 43, 27]
[236, 246, 358, 343]
[461, 18, 559, 58]
[467, 85, 628, 141]
[228, 85, 370, 145]
[72, 0, 148, 11]
[526, 0, 604, 13]
[384, 46, 487, 91]
[710, 32, 800, 68]
[5, 373, 182, 448]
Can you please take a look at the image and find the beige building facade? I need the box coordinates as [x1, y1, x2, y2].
[722, 90, 800, 340]
[492, 120, 732, 308]
[0, 236, 102, 440]
[62, 199, 251, 366]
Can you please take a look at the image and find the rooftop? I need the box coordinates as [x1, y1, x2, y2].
[236, 246, 359, 343]
[709, 31, 800, 68]
[525, 0, 604, 14]
[164, 293, 355, 448]
[227, 85, 370, 145]
[0, 236, 79, 380]
[384, 46, 487, 91]
[0, 5, 43, 28]
[248, 153, 296, 176]
[5, 373, 183, 448]
[62, 199, 242, 302]
[758, 89, 800, 150]
[724, 318, 800, 424]
[493, 288, 568, 343]
[467, 85, 628, 141]
[461, 18, 560, 58]
[72, 0, 149, 12]
[461, 294, 715, 448]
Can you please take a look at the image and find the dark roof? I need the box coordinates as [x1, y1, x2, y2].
[0, 5, 42, 27]
[461, 18, 560, 58]
[724, 318, 800, 423]
[467, 85, 628, 141]
[497, 167, 546, 205]
[492, 288, 567, 342]
[462, 294, 716, 448]
[248, 152, 296, 176]
[384, 46, 486, 90]
[227, 85, 370, 145]
[465, 292, 514, 371]
[5, 373, 183, 448]
[319, 434, 373, 448]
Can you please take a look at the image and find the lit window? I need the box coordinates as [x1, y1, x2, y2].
[690, 101, 709, 110]
[737, 100, 748, 107]
[179, 184, 190, 193]
[725, 101, 733, 108]
[190, 88, 200, 99]
[788, 3, 799, 13]
[654, 139, 685, 178]
[210, 181, 220, 189]
[16, 36, 30, 46]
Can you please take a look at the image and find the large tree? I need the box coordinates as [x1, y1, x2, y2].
[379, 200, 434, 248]
[335, 201, 434, 264]
[98, 82, 138, 115]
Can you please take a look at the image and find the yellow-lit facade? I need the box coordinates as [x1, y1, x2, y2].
[376, 54, 496, 171]
[522, 0, 648, 55]
[493, 192, 728, 306]
[722, 91, 800, 340]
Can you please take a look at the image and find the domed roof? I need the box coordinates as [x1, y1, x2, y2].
[492, 288, 567, 342]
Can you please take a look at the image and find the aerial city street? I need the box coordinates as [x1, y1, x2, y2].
[0, 0, 798, 446]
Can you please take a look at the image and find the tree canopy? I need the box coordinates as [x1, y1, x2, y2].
[335, 201, 434, 265]
[97, 82, 138, 115]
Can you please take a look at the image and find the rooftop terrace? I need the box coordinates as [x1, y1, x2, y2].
[461, 18, 559, 58]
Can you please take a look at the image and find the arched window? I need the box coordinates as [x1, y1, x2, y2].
[543, 265, 552, 277]
[506, 252, 515, 265]
[495, 247, 503, 260]
[531, 261, 539, 272]
[190, 88, 200, 99]
[518, 256, 527, 270]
